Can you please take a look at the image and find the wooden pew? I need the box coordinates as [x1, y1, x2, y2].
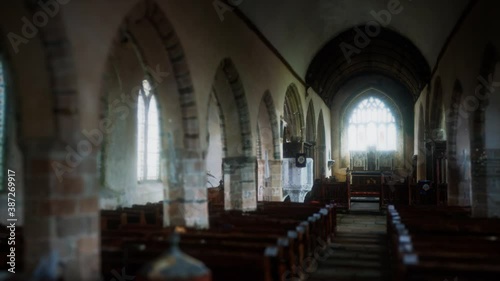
[100, 201, 336, 280]
[309, 181, 350, 209]
[103, 243, 280, 281]
[102, 226, 294, 280]
[106, 217, 303, 273]
[387, 205, 500, 281]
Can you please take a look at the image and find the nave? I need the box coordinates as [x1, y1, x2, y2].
[1, 0, 500, 280]
[309, 203, 390, 281]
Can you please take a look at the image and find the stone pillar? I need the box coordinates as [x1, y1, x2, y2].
[316, 144, 326, 179]
[269, 160, 283, 201]
[257, 159, 265, 201]
[470, 149, 487, 217]
[163, 143, 209, 228]
[25, 138, 100, 281]
[223, 156, 257, 211]
[257, 159, 283, 202]
[483, 149, 500, 217]
[416, 141, 426, 181]
[446, 155, 461, 206]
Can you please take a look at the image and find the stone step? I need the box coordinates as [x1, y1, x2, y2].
[308, 212, 391, 281]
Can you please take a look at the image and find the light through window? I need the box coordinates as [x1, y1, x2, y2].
[348, 97, 396, 151]
[137, 80, 161, 181]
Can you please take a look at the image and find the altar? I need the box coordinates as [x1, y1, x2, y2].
[349, 149, 395, 171]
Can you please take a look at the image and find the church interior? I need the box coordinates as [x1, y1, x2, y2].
[1, 0, 500, 280]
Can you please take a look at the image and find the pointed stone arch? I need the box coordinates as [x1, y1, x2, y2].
[257, 91, 280, 160]
[471, 42, 498, 217]
[429, 77, 444, 135]
[446, 79, 464, 205]
[283, 83, 304, 142]
[306, 101, 316, 144]
[215, 58, 253, 157]
[99, 0, 210, 229]
[447, 80, 464, 162]
[205, 90, 226, 188]
[11, 3, 98, 278]
[256, 91, 281, 201]
[305, 101, 316, 176]
[417, 104, 426, 181]
[211, 58, 256, 210]
[316, 110, 327, 178]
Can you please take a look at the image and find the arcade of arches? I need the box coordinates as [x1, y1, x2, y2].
[0, 0, 500, 280]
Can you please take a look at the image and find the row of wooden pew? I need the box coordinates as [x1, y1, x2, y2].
[1, 201, 336, 281]
[101, 201, 337, 281]
[387, 204, 500, 281]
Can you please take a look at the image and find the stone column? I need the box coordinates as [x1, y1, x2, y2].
[471, 150, 488, 217]
[269, 160, 283, 201]
[25, 138, 100, 281]
[480, 149, 500, 217]
[223, 156, 257, 211]
[256, 159, 265, 201]
[162, 137, 209, 228]
[257, 159, 283, 202]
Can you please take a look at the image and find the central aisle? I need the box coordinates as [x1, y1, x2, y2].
[308, 203, 390, 281]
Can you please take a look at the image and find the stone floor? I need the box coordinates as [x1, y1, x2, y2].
[307, 202, 391, 281]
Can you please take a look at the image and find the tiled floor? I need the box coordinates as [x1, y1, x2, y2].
[308, 202, 391, 281]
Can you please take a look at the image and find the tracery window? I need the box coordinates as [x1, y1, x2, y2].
[137, 80, 161, 181]
[348, 97, 396, 151]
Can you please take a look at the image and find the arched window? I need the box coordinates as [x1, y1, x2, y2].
[348, 97, 396, 151]
[0, 59, 5, 188]
[137, 80, 161, 182]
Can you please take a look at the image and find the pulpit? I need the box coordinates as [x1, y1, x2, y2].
[282, 158, 314, 202]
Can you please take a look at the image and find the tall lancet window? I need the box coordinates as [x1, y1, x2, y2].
[348, 97, 396, 151]
[0, 59, 6, 188]
[137, 79, 161, 182]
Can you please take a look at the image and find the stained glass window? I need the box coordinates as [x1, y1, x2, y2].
[348, 97, 396, 151]
[137, 80, 161, 181]
[0, 60, 5, 189]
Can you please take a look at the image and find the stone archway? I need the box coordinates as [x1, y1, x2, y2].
[206, 90, 226, 188]
[9, 5, 99, 279]
[282, 83, 311, 202]
[484, 61, 500, 217]
[417, 105, 426, 181]
[256, 91, 282, 201]
[316, 110, 327, 179]
[470, 43, 498, 217]
[212, 58, 256, 211]
[283, 83, 304, 142]
[97, 0, 208, 228]
[305, 101, 316, 175]
[262, 91, 281, 160]
[429, 77, 444, 135]
[446, 80, 467, 206]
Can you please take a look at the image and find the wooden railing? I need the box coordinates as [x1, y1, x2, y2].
[311, 173, 448, 210]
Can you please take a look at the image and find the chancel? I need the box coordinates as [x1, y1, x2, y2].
[1, 0, 500, 280]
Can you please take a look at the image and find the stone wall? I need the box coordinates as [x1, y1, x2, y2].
[413, 1, 500, 216]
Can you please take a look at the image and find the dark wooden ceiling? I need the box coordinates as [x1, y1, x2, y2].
[306, 26, 431, 106]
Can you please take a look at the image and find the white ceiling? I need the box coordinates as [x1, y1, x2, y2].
[238, 0, 470, 78]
